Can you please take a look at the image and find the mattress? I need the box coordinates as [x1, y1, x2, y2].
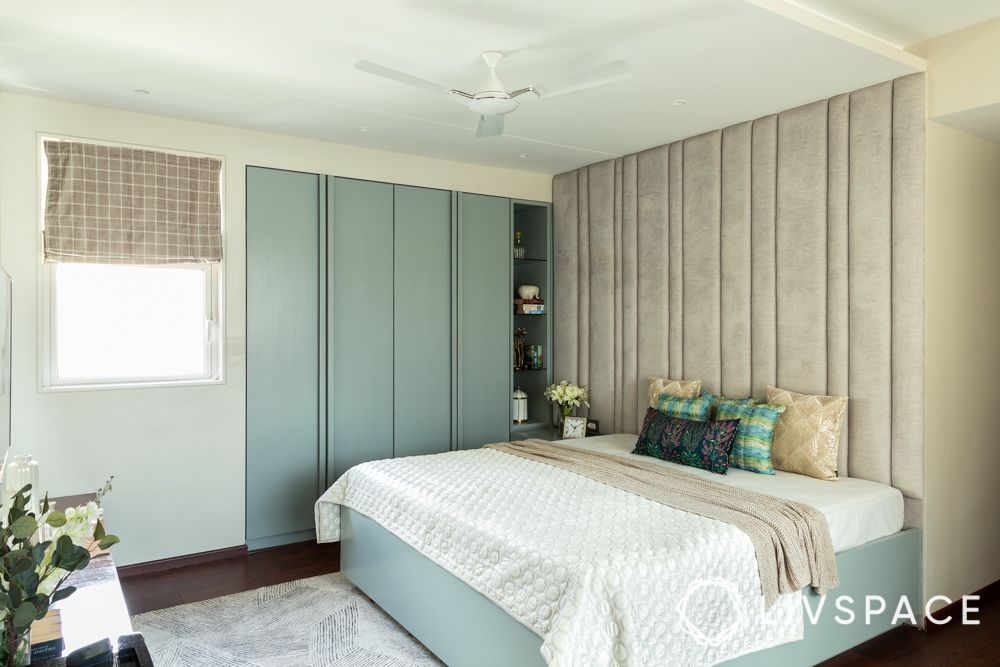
[554, 433, 904, 553]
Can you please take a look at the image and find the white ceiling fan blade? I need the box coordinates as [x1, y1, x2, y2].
[530, 60, 631, 99]
[509, 86, 541, 100]
[475, 115, 504, 138]
[355, 60, 451, 94]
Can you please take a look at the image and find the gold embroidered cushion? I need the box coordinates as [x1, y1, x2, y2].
[646, 377, 701, 409]
[766, 386, 848, 481]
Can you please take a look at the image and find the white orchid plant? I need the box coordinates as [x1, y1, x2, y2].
[543, 380, 590, 418]
[0, 478, 119, 666]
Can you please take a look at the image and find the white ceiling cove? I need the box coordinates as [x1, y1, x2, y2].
[789, 0, 1000, 47]
[0, 0, 961, 174]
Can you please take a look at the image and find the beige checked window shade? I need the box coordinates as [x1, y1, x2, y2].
[43, 140, 223, 264]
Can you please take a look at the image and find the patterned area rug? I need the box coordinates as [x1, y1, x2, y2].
[131, 573, 442, 666]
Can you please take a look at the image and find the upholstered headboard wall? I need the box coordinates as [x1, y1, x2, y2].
[552, 74, 925, 527]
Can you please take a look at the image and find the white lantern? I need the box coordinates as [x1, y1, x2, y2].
[512, 386, 528, 423]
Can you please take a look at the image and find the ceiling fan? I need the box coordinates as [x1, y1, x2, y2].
[355, 52, 630, 138]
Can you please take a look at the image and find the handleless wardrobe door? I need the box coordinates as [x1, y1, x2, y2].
[458, 193, 511, 448]
[246, 167, 321, 549]
[329, 178, 394, 480]
[394, 185, 453, 457]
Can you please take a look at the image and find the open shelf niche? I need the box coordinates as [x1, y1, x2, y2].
[510, 200, 557, 440]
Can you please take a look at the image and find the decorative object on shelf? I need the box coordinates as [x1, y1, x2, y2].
[512, 327, 527, 370]
[512, 386, 528, 423]
[544, 381, 589, 428]
[0, 478, 120, 667]
[514, 285, 545, 315]
[586, 418, 601, 437]
[513, 230, 526, 259]
[4, 455, 40, 518]
[517, 285, 540, 301]
[562, 416, 587, 439]
[528, 345, 544, 369]
[514, 300, 545, 315]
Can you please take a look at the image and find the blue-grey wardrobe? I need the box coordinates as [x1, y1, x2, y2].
[457, 193, 511, 449]
[246, 167, 323, 549]
[328, 179, 454, 481]
[247, 169, 515, 548]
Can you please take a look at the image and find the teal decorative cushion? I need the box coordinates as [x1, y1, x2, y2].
[634, 408, 740, 475]
[715, 401, 787, 474]
[655, 393, 713, 421]
[702, 392, 756, 419]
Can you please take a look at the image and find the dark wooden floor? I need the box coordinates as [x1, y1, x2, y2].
[120, 541, 340, 614]
[121, 543, 996, 666]
[817, 590, 999, 667]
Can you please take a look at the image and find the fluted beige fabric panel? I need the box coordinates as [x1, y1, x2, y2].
[720, 122, 753, 399]
[848, 82, 894, 487]
[552, 74, 925, 526]
[634, 147, 671, 424]
[890, 75, 926, 527]
[682, 131, 723, 394]
[668, 144, 685, 378]
[827, 93, 851, 477]
[620, 155, 640, 431]
[750, 116, 778, 399]
[552, 172, 579, 387]
[588, 161, 616, 428]
[776, 100, 828, 396]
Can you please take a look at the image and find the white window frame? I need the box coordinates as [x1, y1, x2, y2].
[37, 134, 226, 392]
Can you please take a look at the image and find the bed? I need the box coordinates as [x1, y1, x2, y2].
[315, 435, 920, 667]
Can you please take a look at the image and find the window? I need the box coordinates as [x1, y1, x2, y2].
[40, 138, 224, 389]
[49, 263, 218, 385]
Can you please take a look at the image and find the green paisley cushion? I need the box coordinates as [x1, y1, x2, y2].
[655, 393, 713, 421]
[633, 407, 740, 475]
[715, 401, 786, 475]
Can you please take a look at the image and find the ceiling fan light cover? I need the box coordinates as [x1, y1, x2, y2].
[475, 115, 504, 138]
[467, 96, 519, 116]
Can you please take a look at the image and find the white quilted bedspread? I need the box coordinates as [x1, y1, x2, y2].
[315, 448, 803, 666]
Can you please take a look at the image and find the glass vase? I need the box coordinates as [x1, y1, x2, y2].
[5, 455, 40, 517]
[555, 404, 575, 430]
[513, 230, 526, 259]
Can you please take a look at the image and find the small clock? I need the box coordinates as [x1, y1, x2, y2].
[562, 416, 587, 439]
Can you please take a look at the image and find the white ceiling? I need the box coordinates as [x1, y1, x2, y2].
[789, 0, 1000, 47]
[937, 103, 1000, 145]
[0, 0, 960, 174]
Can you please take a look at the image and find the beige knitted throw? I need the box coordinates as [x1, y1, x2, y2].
[487, 440, 839, 608]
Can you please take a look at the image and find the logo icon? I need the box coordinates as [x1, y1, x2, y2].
[677, 579, 746, 645]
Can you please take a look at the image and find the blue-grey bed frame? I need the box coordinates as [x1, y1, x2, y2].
[340, 507, 922, 666]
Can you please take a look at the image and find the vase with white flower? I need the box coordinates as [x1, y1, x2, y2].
[0, 478, 119, 667]
[543, 380, 589, 426]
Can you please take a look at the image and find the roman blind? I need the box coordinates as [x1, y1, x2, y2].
[43, 140, 223, 264]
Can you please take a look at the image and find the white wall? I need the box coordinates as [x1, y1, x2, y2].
[0, 92, 551, 565]
[910, 17, 1000, 119]
[907, 20, 1000, 609]
[923, 121, 1000, 609]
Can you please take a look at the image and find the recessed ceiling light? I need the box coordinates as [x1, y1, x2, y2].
[359, 126, 370, 133]
[519, 153, 529, 159]
[672, 99, 687, 106]
[133, 89, 150, 96]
